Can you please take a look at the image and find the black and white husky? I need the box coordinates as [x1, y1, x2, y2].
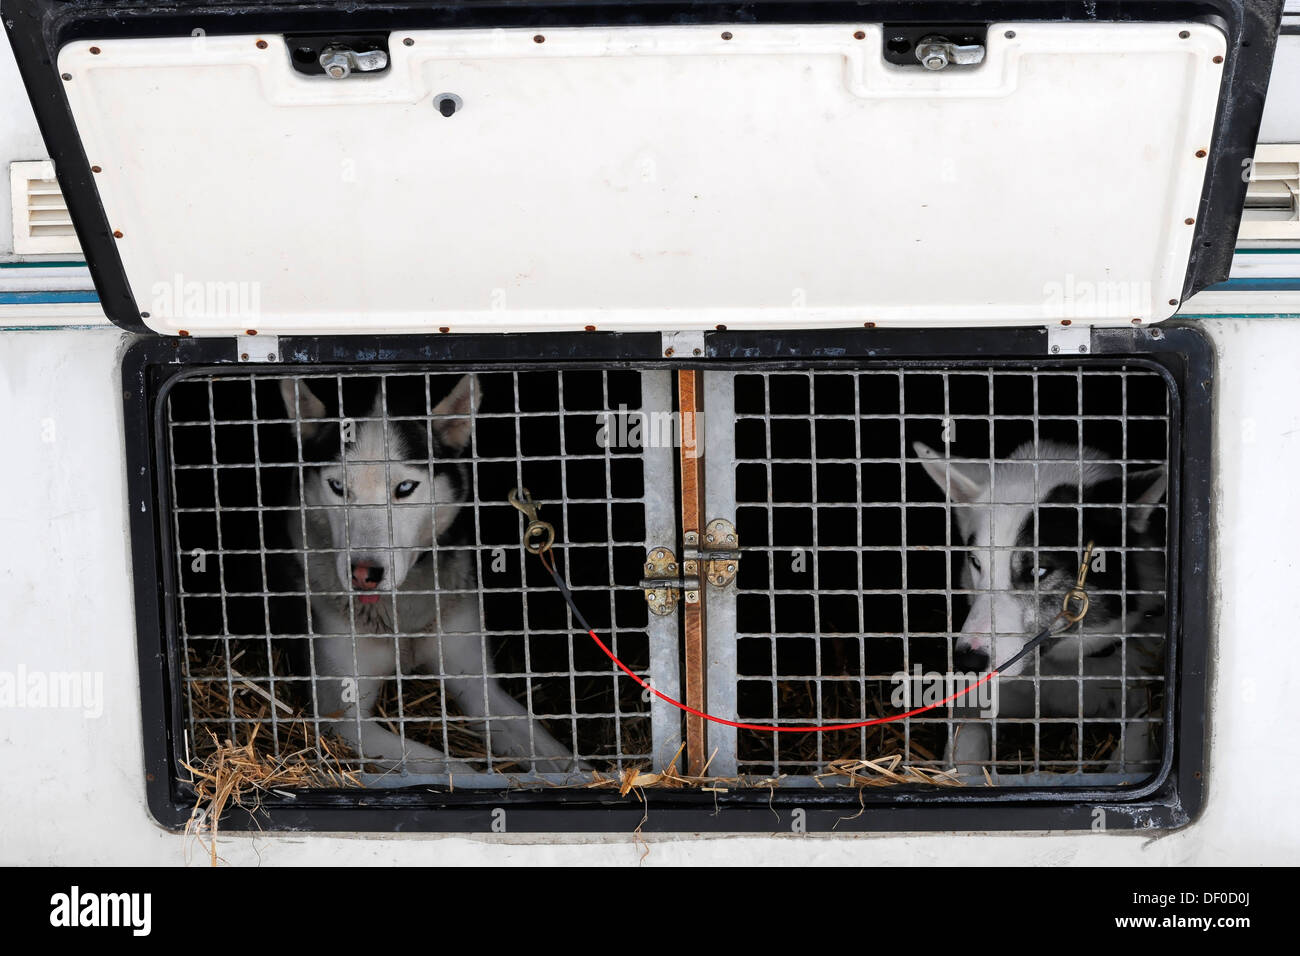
[279, 375, 578, 775]
[914, 440, 1167, 776]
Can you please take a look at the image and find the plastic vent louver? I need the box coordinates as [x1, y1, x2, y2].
[1239, 144, 1300, 240]
[9, 160, 81, 255]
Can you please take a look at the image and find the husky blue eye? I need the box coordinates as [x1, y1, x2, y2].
[326, 478, 345, 496]
[1036, 566, 1049, 578]
[394, 480, 420, 499]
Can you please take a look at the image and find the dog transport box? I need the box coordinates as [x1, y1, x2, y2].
[6, 0, 1283, 833]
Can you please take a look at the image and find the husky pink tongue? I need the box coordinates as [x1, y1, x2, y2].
[358, 594, 380, 605]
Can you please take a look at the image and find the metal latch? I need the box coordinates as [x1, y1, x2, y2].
[915, 36, 985, 71]
[695, 518, 739, 588]
[643, 547, 683, 616]
[319, 46, 389, 79]
[643, 518, 740, 614]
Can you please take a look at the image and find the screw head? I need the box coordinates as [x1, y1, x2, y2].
[1051, 344, 1060, 354]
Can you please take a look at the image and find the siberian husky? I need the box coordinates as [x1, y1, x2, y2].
[914, 440, 1167, 775]
[279, 374, 578, 775]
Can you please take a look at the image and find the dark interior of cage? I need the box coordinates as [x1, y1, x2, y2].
[731, 368, 1169, 778]
[166, 369, 652, 776]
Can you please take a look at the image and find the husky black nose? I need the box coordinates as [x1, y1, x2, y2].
[954, 647, 990, 673]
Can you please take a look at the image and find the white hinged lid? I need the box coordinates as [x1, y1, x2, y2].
[56, 22, 1226, 335]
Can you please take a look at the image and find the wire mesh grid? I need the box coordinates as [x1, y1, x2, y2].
[730, 365, 1170, 781]
[164, 367, 655, 781]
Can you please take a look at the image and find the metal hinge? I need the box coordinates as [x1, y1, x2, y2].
[661, 330, 705, 359]
[643, 518, 739, 615]
[1047, 325, 1091, 356]
[237, 333, 280, 362]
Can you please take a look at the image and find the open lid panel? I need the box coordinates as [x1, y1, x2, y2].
[6, 1, 1284, 336]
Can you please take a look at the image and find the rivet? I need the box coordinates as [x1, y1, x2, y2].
[533, 34, 545, 44]
[854, 31, 865, 40]
[439, 326, 450, 333]
[1005, 30, 1016, 39]
[89, 46, 101, 55]
[256, 39, 268, 49]
[245, 329, 257, 335]
[721, 31, 733, 40]
[1195, 149, 1207, 158]
[178, 330, 190, 337]
[240, 352, 250, 361]
[1185, 217, 1195, 225]
[1061, 319, 1071, 326]
[112, 229, 123, 238]
[584, 325, 596, 332]
[90, 165, 102, 173]
[1179, 30, 1190, 39]
[1213, 55, 1223, 64]
[61, 72, 72, 81]
[664, 347, 675, 357]
[403, 37, 414, 47]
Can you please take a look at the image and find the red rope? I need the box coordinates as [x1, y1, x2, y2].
[584, 625, 998, 733]
[540, 552, 997, 733]
[537, 538, 1003, 733]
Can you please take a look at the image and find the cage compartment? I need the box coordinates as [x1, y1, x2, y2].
[163, 366, 680, 786]
[712, 364, 1170, 786]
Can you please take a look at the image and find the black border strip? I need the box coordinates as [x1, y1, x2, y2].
[3, 0, 1285, 331]
[122, 325, 1212, 832]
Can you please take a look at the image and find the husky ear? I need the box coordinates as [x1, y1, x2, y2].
[912, 441, 987, 503]
[1128, 466, 1167, 535]
[280, 378, 328, 441]
[431, 374, 481, 452]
